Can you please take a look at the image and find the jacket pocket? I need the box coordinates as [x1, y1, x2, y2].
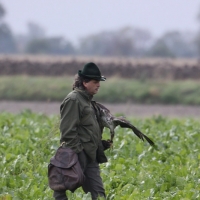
[80, 136, 91, 143]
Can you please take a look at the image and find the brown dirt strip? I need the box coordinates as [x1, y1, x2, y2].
[0, 101, 200, 119]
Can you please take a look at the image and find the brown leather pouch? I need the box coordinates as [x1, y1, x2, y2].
[48, 147, 85, 192]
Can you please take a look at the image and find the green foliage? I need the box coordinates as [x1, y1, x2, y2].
[0, 111, 60, 199]
[1, 76, 200, 105]
[0, 112, 200, 199]
[0, 76, 73, 101]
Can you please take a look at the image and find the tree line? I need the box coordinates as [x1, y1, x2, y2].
[0, 3, 200, 58]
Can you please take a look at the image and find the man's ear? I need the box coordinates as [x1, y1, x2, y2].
[83, 81, 87, 88]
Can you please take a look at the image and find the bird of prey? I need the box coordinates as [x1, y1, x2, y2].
[91, 101, 155, 146]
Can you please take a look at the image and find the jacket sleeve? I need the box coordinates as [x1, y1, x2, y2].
[59, 98, 83, 153]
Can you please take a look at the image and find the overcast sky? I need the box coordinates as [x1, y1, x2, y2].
[1, 0, 200, 44]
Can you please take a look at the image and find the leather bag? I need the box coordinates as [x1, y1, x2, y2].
[48, 147, 85, 192]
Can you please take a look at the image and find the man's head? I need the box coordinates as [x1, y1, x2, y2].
[73, 62, 106, 95]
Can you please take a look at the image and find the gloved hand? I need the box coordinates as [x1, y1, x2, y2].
[102, 140, 113, 150]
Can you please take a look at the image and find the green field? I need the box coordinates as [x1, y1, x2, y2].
[0, 111, 199, 199]
[1, 76, 200, 105]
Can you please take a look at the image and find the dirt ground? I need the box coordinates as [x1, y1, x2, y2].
[0, 101, 200, 119]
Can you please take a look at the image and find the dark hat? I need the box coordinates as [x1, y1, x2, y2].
[78, 62, 106, 81]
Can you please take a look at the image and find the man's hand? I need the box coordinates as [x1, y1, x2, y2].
[102, 140, 113, 150]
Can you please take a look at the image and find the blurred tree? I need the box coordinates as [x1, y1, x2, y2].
[24, 21, 75, 55]
[0, 3, 16, 53]
[162, 31, 196, 57]
[78, 30, 133, 56]
[15, 21, 46, 53]
[27, 21, 46, 40]
[195, 6, 200, 57]
[25, 37, 75, 55]
[0, 23, 17, 53]
[45, 37, 75, 55]
[195, 34, 200, 57]
[15, 34, 29, 53]
[78, 26, 152, 57]
[147, 31, 197, 58]
[147, 38, 175, 58]
[25, 38, 49, 54]
[0, 3, 5, 20]
[130, 28, 152, 56]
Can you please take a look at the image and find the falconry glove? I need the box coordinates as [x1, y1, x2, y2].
[102, 140, 113, 150]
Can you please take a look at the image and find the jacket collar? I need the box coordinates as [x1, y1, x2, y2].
[75, 88, 93, 101]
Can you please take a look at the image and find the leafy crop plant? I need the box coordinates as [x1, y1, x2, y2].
[0, 112, 199, 199]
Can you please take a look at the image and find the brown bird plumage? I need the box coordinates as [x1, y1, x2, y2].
[92, 101, 155, 146]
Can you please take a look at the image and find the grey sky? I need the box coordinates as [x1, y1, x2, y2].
[1, 0, 200, 44]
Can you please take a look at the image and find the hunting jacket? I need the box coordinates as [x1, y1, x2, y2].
[60, 88, 107, 163]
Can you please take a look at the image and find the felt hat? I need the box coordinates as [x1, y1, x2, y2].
[78, 62, 106, 81]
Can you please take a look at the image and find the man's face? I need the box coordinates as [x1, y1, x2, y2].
[83, 80, 100, 95]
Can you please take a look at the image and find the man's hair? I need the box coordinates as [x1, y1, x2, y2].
[72, 74, 91, 90]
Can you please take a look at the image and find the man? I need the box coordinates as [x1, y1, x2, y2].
[53, 62, 112, 200]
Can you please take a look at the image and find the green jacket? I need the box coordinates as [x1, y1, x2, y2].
[59, 88, 107, 163]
